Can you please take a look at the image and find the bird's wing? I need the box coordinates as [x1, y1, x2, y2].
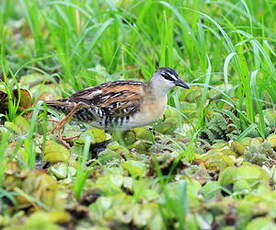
[67, 80, 146, 118]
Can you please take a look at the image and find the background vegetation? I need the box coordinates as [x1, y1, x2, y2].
[0, 0, 275, 229]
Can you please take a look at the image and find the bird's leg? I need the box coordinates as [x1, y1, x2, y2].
[57, 126, 71, 149]
[50, 102, 87, 147]
[49, 119, 60, 133]
[62, 134, 81, 141]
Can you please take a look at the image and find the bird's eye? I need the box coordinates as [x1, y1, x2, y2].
[161, 73, 176, 81]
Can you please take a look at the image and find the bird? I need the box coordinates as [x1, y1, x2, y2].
[46, 67, 189, 147]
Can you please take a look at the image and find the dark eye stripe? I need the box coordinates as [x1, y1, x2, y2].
[161, 73, 176, 81]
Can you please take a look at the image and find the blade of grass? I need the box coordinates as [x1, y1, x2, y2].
[237, 123, 258, 141]
[73, 136, 92, 199]
[250, 69, 266, 137]
[20, 0, 45, 56]
[223, 52, 236, 89]
[0, 131, 9, 186]
[197, 55, 212, 130]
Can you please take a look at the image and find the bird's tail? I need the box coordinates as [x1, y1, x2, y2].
[45, 98, 68, 105]
[44, 99, 74, 114]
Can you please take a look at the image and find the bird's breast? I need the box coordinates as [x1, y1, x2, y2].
[125, 95, 167, 129]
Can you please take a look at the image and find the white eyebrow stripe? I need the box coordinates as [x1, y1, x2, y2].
[167, 72, 177, 80]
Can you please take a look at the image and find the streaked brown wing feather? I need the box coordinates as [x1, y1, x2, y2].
[46, 80, 146, 118]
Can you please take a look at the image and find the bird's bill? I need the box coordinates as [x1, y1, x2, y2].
[175, 79, 190, 89]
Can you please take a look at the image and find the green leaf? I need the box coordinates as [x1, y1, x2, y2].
[219, 164, 269, 187]
[201, 181, 221, 200]
[4, 121, 22, 134]
[44, 140, 70, 162]
[233, 179, 251, 192]
[14, 116, 30, 133]
[267, 134, 276, 148]
[245, 217, 276, 230]
[218, 166, 237, 186]
[77, 127, 107, 144]
[133, 127, 155, 142]
[49, 162, 76, 179]
[122, 160, 147, 178]
[5, 211, 64, 230]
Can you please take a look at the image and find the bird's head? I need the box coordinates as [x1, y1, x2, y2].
[151, 67, 189, 93]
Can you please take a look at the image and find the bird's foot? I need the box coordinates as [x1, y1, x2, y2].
[49, 118, 67, 134]
[49, 119, 80, 148]
[48, 102, 88, 148]
[62, 134, 81, 141]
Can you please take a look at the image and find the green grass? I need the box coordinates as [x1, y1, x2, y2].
[73, 135, 92, 198]
[0, 131, 9, 186]
[0, 0, 275, 229]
